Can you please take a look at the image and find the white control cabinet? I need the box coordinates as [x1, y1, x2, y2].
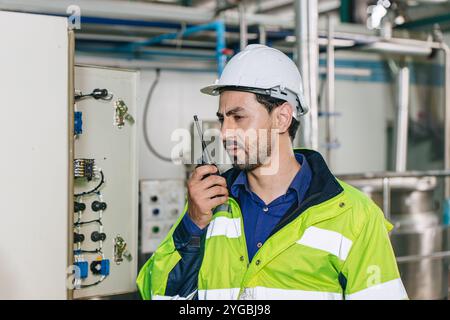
[0, 11, 139, 299]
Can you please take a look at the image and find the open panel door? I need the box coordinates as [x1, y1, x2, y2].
[0, 11, 139, 299]
[0, 11, 71, 299]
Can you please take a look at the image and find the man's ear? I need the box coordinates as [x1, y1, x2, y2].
[274, 102, 293, 135]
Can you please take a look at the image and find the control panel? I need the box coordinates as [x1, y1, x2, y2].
[140, 180, 186, 253]
[72, 65, 139, 299]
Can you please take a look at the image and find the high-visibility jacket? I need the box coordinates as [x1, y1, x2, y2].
[137, 149, 408, 300]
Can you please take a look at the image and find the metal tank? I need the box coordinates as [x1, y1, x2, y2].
[342, 175, 449, 300]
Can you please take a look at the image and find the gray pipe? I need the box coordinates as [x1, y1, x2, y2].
[294, 0, 319, 150]
[443, 44, 450, 199]
[360, 41, 433, 57]
[294, 0, 309, 148]
[239, 2, 248, 50]
[326, 14, 336, 167]
[258, 25, 267, 45]
[308, 0, 319, 151]
[394, 66, 410, 172]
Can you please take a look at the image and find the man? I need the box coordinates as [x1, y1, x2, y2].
[137, 44, 407, 300]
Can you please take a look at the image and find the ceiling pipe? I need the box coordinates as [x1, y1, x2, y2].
[0, 0, 296, 28]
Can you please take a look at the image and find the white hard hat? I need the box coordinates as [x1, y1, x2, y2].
[200, 44, 308, 119]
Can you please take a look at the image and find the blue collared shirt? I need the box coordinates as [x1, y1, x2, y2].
[182, 153, 312, 261]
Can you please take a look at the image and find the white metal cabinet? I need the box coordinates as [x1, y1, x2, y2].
[0, 11, 139, 299]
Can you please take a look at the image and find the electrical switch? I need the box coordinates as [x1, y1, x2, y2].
[90, 259, 110, 276]
[74, 111, 83, 135]
[74, 261, 88, 279]
[91, 231, 106, 242]
[74, 232, 85, 243]
[74, 202, 86, 212]
[91, 201, 107, 212]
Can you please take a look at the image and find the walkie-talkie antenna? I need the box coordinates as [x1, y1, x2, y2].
[193, 115, 213, 164]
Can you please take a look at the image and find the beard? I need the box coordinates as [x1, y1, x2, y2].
[232, 158, 260, 172]
[224, 129, 273, 172]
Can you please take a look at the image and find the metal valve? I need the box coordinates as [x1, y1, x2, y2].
[114, 99, 135, 129]
[114, 235, 132, 265]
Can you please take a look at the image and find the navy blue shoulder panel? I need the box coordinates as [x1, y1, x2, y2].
[165, 217, 205, 298]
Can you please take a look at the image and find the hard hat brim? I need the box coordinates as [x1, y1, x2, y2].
[201, 84, 278, 97]
[200, 84, 222, 96]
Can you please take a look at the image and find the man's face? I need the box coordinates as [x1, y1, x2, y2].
[217, 90, 275, 171]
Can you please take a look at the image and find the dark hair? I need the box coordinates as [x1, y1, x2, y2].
[254, 94, 300, 141]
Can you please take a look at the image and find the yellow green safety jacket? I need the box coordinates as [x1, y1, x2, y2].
[137, 149, 408, 300]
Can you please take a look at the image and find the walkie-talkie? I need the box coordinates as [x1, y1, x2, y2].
[193, 115, 219, 178]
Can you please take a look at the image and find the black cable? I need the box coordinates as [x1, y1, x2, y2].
[74, 219, 103, 226]
[74, 170, 105, 197]
[74, 249, 102, 254]
[71, 266, 106, 289]
[75, 88, 113, 102]
[143, 69, 173, 162]
[79, 277, 106, 289]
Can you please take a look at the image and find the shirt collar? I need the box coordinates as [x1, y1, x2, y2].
[230, 153, 312, 205]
